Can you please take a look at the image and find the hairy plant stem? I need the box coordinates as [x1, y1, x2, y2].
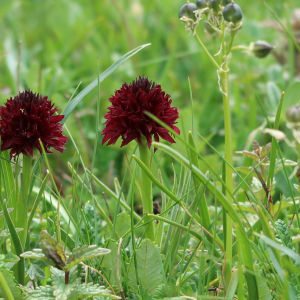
[138, 139, 155, 241]
[220, 20, 233, 287]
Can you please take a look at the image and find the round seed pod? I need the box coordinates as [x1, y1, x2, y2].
[178, 3, 198, 20]
[286, 106, 300, 123]
[208, 0, 221, 12]
[223, 3, 243, 24]
[196, 0, 208, 9]
[252, 41, 274, 58]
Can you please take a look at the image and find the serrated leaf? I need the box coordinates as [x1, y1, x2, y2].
[235, 151, 260, 162]
[27, 263, 46, 280]
[0, 267, 24, 300]
[101, 240, 119, 287]
[261, 142, 272, 158]
[40, 231, 66, 270]
[68, 283, 120, 300]
[128, 239, 164, 294]
[51, 267, 78, 300]
[24, 286, 55, 300]
[65, 245, 110, 271]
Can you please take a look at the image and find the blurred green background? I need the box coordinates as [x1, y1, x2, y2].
[1, 0, 300, 194]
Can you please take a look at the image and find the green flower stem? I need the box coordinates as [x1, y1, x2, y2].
[221, 20, 233, 284]
[18, 154, 32, 248]
[0, 270, 14, 300]
[194, 33, 220, 70]
[138, 138, 155, 241]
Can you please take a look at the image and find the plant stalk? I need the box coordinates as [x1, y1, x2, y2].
[138, 139, 155, 241]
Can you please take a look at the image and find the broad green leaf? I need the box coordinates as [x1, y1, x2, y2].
[20, 249, 55, 266]
[51, 267, 78, 300]
[107, 212, 131, 244]
[68, 283, 120, 300]
[1, 253, 19, 263]
[253, 265, 272, 300]
[274, 159, 297, 174]
[263, 128, 286, 141]
[0, 267, 23, 300]
[128, 239, 164, 294]
[27, 263, 46, 280]
[261, 142, 272, 158]
[235, 151, 260, 162]
[62, 43, 150, 123]
[40, 231, 66, 269]
[24, 286, 55, 300]
[101, 240, 119, 287]
[65, 245, 110, 271]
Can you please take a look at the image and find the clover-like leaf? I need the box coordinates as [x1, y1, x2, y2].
[40, 231, 66, 270]
[65, 245, 110, 272]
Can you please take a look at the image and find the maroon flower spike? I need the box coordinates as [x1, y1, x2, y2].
[0, 90, 68, 159]
[102, 77, 180, 149]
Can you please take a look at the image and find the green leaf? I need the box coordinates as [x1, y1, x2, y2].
[2, 253, 19, 263]
[51, 267, 78, 300]
[40, 231, 66, 269]
[274, 159, 297, 174]
[62, 43, 150, 123]
[128, 239, 164, 294]
[27, 263, 46, 280]
[101, 240, 119, 287]
[24, 286, 55, 300]
[261, 142, 272, 158]
[0, 267, 23, 300]
[0, 208, 14, 219]
[235, 150, 260, 162]
[65, 245, 110, 271]
[68, 283, 120, 300]
[20, 249, 55, 267]
[107, 212, 131, 244]
[253, 265, 272, 300]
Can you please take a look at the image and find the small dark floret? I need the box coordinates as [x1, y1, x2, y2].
[102, 77, 180, 149]
[223, 3, 243, 24]
[252, 41, 274, 58]
[0, 90, 68, 159]
[196, 0, 208, 9]
[178, 3, 198, 21]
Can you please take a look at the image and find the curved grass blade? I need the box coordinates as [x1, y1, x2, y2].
[2, 199, 24, 285]
[62, 43, 151, 123]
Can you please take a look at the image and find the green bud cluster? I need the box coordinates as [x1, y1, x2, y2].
[178, 0, 243, 33]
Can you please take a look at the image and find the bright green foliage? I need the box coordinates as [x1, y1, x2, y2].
[253, 265, 273, 300]
[275, 219, 294, 250]
[128, 239, 164, 294]
[65, 245, 110, 271]
[24, 267, 119, 300]
[51, 267, 78, 300]
[27, 263, 46, 280]
[101, 240, 120, 288]
[0, 267, 23, 300]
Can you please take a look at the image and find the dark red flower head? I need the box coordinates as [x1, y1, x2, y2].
[0, 90, 68, 159]
[101, 77, 180, 149]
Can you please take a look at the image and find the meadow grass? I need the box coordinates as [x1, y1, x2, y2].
[0, 0, 300, 299]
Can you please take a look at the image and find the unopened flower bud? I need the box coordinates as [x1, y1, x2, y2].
[196, 0, 208, 9]
[286, 106, 300, 123]
[208, 0, 221, 12]
[251, 41, 274, 58]
[223, 3, 243, 24]
[178, 3, 198, 21]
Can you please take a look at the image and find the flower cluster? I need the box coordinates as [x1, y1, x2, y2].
[102, 77, 180, 149]
[0, 90, 68, 159]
